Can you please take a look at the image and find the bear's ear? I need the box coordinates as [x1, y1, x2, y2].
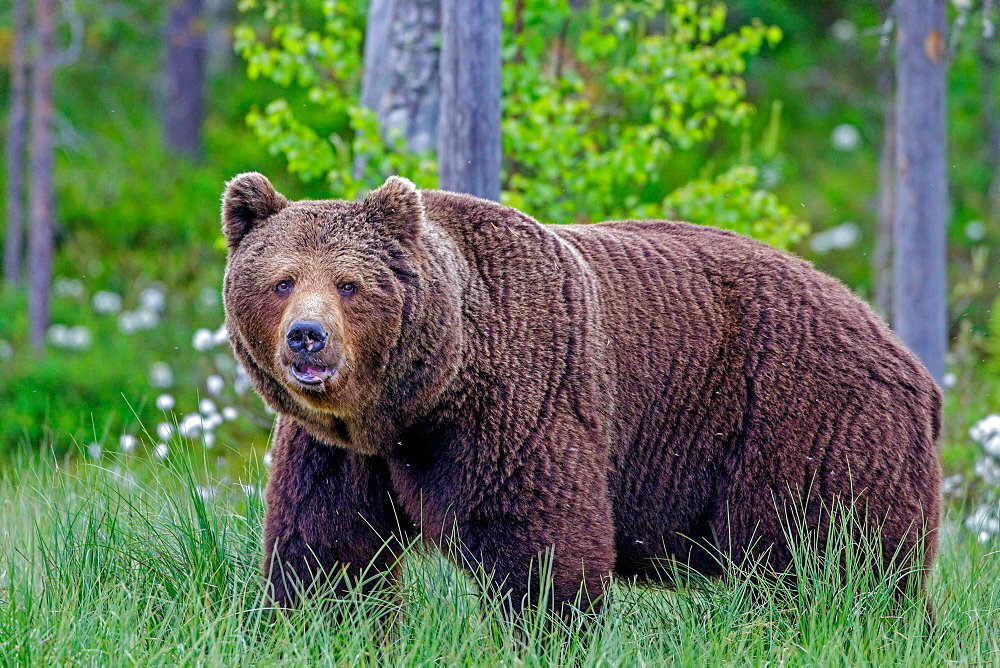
[362, 175, 425, 242]
[221, 172, 288, 247]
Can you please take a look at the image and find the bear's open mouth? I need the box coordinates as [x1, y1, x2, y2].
[289, 362, 332, 386]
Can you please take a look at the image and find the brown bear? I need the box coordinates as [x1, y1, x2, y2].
[221, 173, 941, 613]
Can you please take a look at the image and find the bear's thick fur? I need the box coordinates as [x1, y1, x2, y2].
[221, 173, 941, 612]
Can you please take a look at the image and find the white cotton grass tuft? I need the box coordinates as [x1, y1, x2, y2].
[156, 422, 174, 441]
[202, 413, 223, 432]
[830, 123, 861, 151]
[970, 414, 1000, 459]
[149, 362, 174, 388]
[829, 18, 857, 43]
[138, 285, 166, 312]
[155, 393, 175, 411]
[199, 287, 220, 308]
[199, 399, 217, 415]
[206, 375, 224, 396]
[87, 442, 103, 460]
[809, 222, 859, 255]
[179, 413, 203, 439]
[48, 324, 93, 350]
[202, 432, 216, 449]
[193, 328, 214, 351]
[92, 290, 123, 314]
[212, 324, 229, 347]
[119, 434, 138, 453]
[263, 450, 273, 468]
[154, 442, 169, 460]
[222, 406, 238, 421]
[54, 277, 85, 299]
[0, 340, 12, 361]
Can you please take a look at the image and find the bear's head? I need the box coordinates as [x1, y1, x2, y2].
[221, 173, 461, 453]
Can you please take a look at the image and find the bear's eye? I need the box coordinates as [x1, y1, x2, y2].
[274, 279, 294, 296]
[338, 282, 356, 298]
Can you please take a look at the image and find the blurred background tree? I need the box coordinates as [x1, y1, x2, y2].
[0, 0, 996, 483]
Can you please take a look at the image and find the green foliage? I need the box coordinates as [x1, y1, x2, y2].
[235, 0, 807, 248]
[234, 0, 436, 197]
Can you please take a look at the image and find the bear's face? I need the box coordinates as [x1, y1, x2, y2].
[221, 173, 427, 439]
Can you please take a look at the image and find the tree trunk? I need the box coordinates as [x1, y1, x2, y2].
[4, 0, 29, 287]
[27, 0, 57, 355]
[163, 0, 207, 161]
[438, 0, 502, 201]
[360, 0, 441, 154]
[892, 0, 948, 384]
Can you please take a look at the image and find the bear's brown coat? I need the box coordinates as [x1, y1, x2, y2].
[222, 173, 941, 612]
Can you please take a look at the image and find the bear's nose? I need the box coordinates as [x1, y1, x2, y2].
[286, 320, 327, 353]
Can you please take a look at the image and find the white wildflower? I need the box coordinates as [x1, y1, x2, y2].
[133, 308, 159, 330]
[830, 18, 857, 43]
[206, 374, 224, 396]
[193, 328, 214, 351]
[222, 406, 238, 421]
[118, 311, 139, 334]
[971, 414, 1000, 459]
[156, 422, 174, 441]
[212, 323, 229, 347]
[202, 432, 216, 449]
[119, 434, 138, 453]
[65, 325, 92, 350]
[965, 220, 986, 242]
[809, 222, 860, 254]
[47, 324, 69, 347]
[203, 413, 223, 431]
[830, 123, 861, 151]
[974, 456, 1000, 487]
[263, 450, 273, 468]
[87, 442, 102, 460]
[199, 287, 220, 308]
[154, 442, 170, 460]
[93, 290, 123, 314]
[179, 413, 203, 438]
[199, 398, 217, 415]
[213, 353, 235, 373]
[54, 277, 85, 299]
[941, 474, 964, 497]
[149, 362, 174, 388]
[138, 285, 166, 311]
[964, 502, 999, 542]
[155, 393, 175, 411]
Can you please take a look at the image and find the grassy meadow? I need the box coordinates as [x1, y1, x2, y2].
[0, 451, 996, 666]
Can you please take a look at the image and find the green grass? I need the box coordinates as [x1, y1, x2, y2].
[0, 453, 997, 666]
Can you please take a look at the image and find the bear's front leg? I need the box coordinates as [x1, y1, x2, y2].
[263, 417, 414, 608]
[446, 448, 617, 617]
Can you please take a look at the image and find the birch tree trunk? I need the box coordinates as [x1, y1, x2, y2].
[4, 0, 29, 286]
[438, 0, 502, 201]
[359, 0, 441, 154]
[163, 0, 207, 160]
[892, 0, 948, 384]
[27, 0, 57, 354]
